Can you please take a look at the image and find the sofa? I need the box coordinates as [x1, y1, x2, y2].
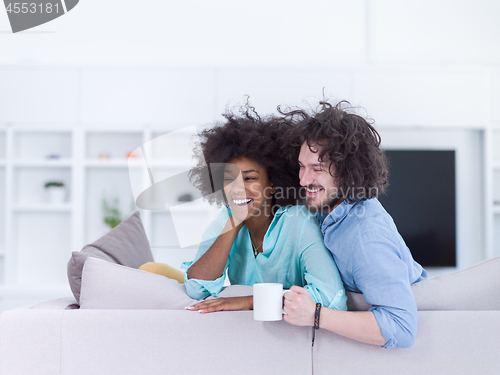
[1, 212, 499, 375]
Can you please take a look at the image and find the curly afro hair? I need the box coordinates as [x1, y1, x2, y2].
[282, 100, 389, 204]
[189, 106, 302, 209]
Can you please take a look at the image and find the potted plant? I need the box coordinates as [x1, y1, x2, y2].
[102, 196, 122, 229]
[44, 181, 66, 204]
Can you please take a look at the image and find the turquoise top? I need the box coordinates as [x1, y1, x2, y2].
[182, 205, 347, 310]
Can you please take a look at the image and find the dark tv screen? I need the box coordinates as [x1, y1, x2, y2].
[378, 150, 456, 267]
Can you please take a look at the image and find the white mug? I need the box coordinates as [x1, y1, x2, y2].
[253, 283, 288, 321]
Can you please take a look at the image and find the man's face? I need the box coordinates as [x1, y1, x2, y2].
[298, 142, 340, 213]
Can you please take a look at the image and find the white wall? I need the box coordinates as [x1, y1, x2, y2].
[1, 0, 500, 66]
[0, 0, 366, 66]
[1, 1, 499, 121]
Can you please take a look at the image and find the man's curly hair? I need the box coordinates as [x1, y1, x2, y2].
[189, 105, 302, 209]
[282, 100, 389, 204]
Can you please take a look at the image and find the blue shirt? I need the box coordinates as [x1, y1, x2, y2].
[320, 198, 428, 349]
[183, 205, 347, 310]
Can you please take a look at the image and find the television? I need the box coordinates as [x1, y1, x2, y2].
[378, 150, 456, 267]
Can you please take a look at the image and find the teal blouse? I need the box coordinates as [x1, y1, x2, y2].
[182, 205, 347, 310]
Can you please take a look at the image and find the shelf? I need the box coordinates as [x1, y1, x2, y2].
[12, 204, 72, 213]
[492, 161, 500, 169]
[84, 159, 194, 169]
[12, 159, 73, 168]
[85, 132, 142, 161]
[85, 159, 133, 168]
[149, 160, 194, 169]
[13, 131, 72, 161]
[151, 126, 198, 136]
[0, 160, 5, 167]
[84, 128, 143, 134]
[494, 205, 500, 215]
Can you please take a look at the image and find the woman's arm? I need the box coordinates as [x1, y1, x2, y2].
[297, 213, 347, 310]
[187, 218, 243, 281]
[186, 295, 253, 313]
[185, 216, 252, 311]
[183, 210, 244, 300]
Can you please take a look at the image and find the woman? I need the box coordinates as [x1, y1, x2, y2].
[183, 106, 347, 313]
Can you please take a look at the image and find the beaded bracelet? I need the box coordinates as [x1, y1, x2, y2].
[312, 303, 322, 349]
[314, 303, 321, 329]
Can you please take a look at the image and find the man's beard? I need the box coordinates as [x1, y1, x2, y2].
[304, 195, 342, 214]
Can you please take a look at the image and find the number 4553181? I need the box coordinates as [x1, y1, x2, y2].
[5, 2, 60, 14]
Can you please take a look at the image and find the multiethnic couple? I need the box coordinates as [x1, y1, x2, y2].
[140, 100, 427, 349]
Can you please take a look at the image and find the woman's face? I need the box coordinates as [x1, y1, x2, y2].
[223, 157, 275, 222]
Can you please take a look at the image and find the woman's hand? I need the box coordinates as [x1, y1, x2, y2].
[186, 296, 253, 314]
[283, 286, 316, 326]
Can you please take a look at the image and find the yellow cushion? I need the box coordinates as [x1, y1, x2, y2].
[139, 262, 185, 284]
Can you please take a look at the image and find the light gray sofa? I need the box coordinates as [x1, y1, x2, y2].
[2, 212, 499, 375]
[1, 255, 500, 375]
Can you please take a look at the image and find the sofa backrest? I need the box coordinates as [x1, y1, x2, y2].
[347, 256, 500, 311]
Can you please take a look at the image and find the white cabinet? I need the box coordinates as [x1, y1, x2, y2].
[0, 69, 78, 122]
[79, 69, 215, 124]
[0, 125, 218, 302]
[0, 129, 6, 283]
[492, 127, 500, 256]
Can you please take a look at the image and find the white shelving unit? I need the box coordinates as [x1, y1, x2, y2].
[0, 124, 219, 311]
[0, 129, 6, 284]
[492, 127, 500, 257]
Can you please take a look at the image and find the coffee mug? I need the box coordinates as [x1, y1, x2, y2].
[253, 283, 288, 321]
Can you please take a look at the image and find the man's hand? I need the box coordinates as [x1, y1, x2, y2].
[186, 296, 253, 313]
[283, 285, 316, 326]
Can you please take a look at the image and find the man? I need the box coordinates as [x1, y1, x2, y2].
[282, 101, 428, 348]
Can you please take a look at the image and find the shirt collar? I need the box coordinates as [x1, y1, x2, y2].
[320, 199, 357, 229]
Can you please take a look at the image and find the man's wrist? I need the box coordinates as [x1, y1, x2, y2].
[314, 303, 322, 329]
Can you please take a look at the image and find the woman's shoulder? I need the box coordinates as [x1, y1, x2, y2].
[271, 206, 325, 253]
[275, 205, 318, 227]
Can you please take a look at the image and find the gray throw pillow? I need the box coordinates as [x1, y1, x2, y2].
[67, 211, 154, 303]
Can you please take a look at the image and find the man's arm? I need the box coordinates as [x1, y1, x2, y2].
[283, 286, 386, 346]
[285, 226, 420, 348]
